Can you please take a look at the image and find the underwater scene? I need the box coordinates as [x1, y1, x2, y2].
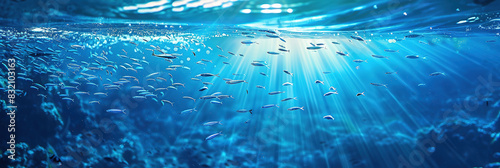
[1, 0, 500, 167]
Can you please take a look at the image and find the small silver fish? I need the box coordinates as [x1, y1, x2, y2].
[429, 72, 445, 76]
[370, 83, 388, 88]
[106, 109, 126, 114]
[262, 104, 279, 108]
[210, 100, 223, 105]
[336, 51, 348, 56]
[283, 70, 293, 76]
[324, 91, 338, 96]
[372, 55, 389, 59]
[182, 96, 196, 102]
[205, 131, 222, 141]
[406, 55, 419, 59]
[268, 91, 285, 95]
[281, 97, 297, 102]
[323, 115, 334, 120]
[288, 107, 304, 111]
[203, 121, 222, 126]
[350, 36, 365, 41]
[199, 86, 208, 91]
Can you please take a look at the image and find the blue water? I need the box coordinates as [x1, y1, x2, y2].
[1, 0, 500, 168]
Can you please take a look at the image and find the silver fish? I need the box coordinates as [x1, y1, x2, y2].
[281, 97, 297, 102]
[203, 121, 222, 126]
[323, 115, 334, 120]
[205, 131, 222, 141]
[268, 91, 285, 95]
[262, 104, 279, 108]
[288, 107, 304, 111]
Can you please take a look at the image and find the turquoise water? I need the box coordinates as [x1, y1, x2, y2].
[1, 0, 500, 168]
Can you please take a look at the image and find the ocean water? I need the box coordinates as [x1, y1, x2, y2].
[1, 0, 500, 168]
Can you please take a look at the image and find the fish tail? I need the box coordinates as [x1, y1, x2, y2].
[276, 105, 279, 108]
[219, 122, 222, 125]
[301, 107, 304, 110]
[215, 74, 219, 77]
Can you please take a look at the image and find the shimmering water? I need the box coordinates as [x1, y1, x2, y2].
[1, 0, 500, 168]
